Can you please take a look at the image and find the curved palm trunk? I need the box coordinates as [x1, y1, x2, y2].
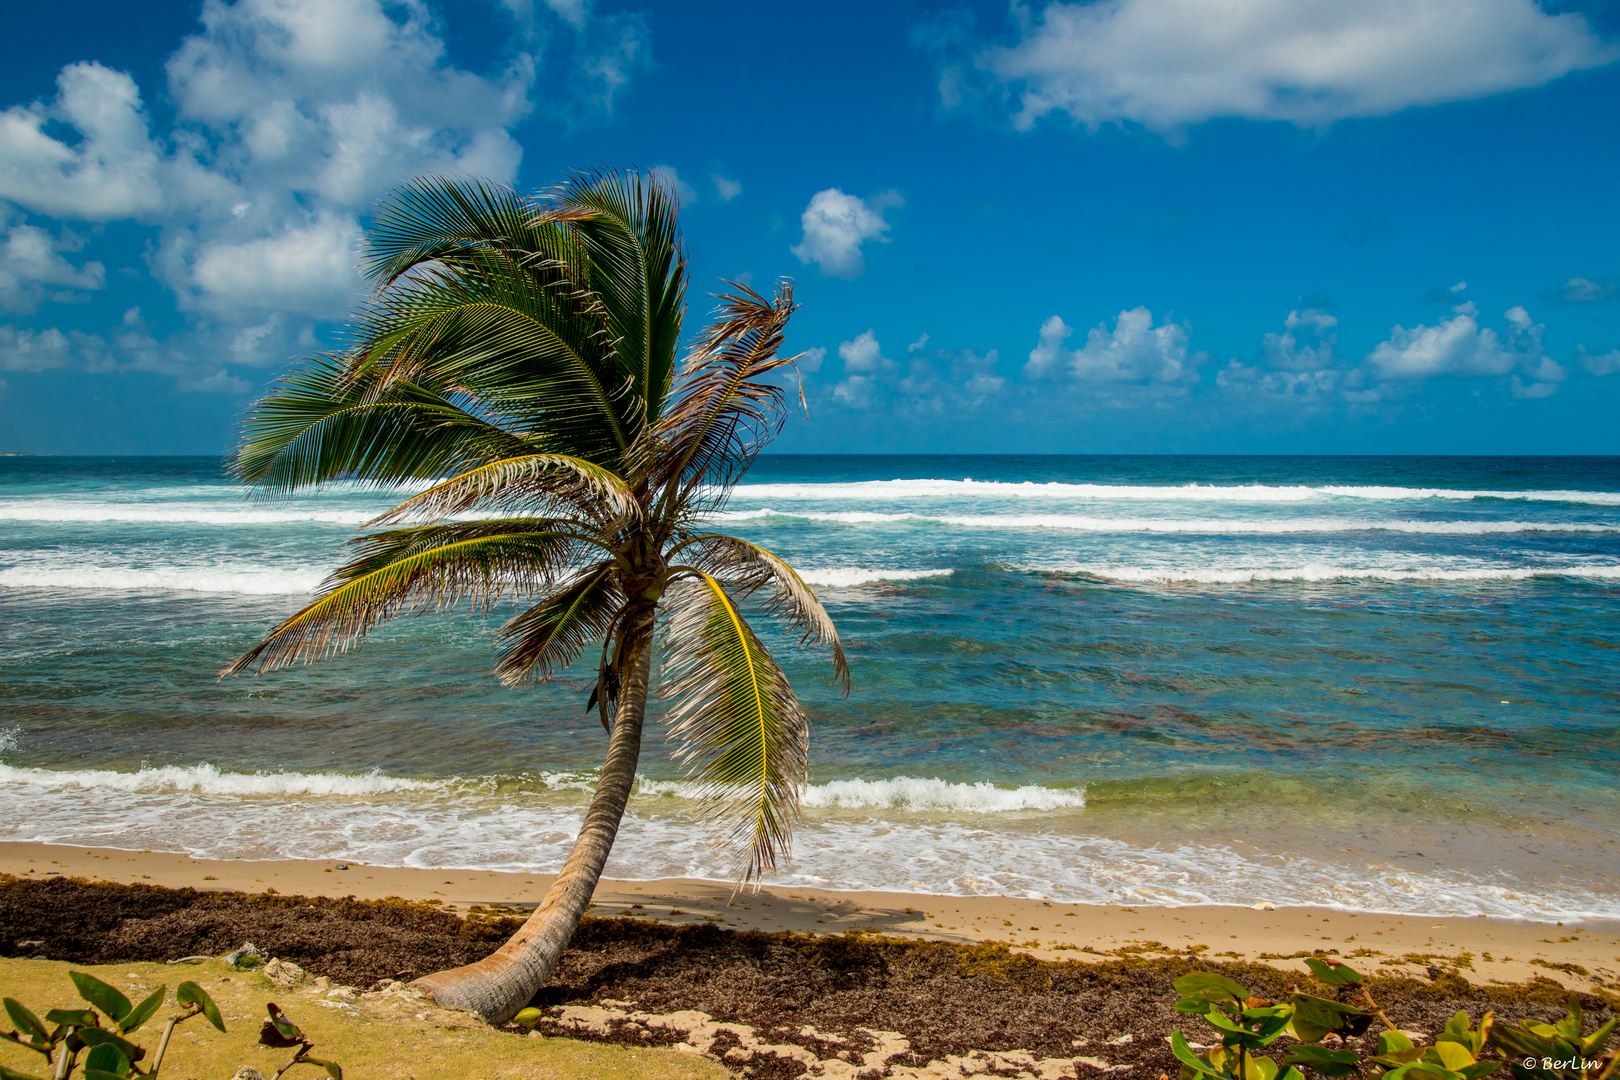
[412, 612, 655, 1022]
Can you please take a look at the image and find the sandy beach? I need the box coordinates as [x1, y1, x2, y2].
[4, 841, 1613, 994]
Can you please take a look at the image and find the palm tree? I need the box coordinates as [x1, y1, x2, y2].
[223, 170, 848, 1023]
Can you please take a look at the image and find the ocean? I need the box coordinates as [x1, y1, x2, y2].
[2, 454, 1617, 921]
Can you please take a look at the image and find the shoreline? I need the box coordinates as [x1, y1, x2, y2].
[5, 840, 1615, 993]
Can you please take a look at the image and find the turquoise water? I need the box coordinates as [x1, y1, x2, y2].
[2, 455, 1618, 919]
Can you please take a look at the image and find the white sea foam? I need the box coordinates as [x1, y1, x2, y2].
[0, 503, 375, 525]
[712, 509, 1620, 535]
[0, 761, 440, 796]
[0, 565, 328, 595]
[795, 568, 954, 587]
[636, 775, 1085, 813]
[0, 763, 1612, 920]
[728, 479, 1620, 505]
[0, 562, 945, 595]
[1063, 563, 1620, 584]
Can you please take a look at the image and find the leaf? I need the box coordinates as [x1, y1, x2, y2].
[176, 982, 225, 1032]
[223, 523, 581, 675]
[1579, 1016, 1616, 1055]
[0, 1032, 50, 1057]
[69, 973, 131, 1022]
[74, 1027, 143, 1064]
[1380, 1032, 1417, 1056]
[0, 1064, 48, 1080]
[259, 1004, 305, 1049]
[1304, 958, 1364, 986]
[82, 1072, 130, 1080]
[43, 1009, 97, 1029]
[304, 1056, 343, 1080]
[117, 987, 165, 1034]
[83, 1042, 130, 1078]
[1174, 974, 1249, 1003]
[2, 1000, 48, 1042]
[658, 574, 809, 882]
[493, 563, 623, 684]
[1284, 1046, 1362, 1077]
[1458, 1064, 1501, 1080]
[1171, 1033, 1230, 1079]
[687, 535, 849, 693]
[1554, 996, 1582, 1044]
[1431, 1042, 1477, 1070]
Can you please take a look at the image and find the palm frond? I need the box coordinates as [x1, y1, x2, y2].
[368, 455, 637, 527]
[653, 281, 798, 504]
[658, 574, 808, 882]
[363, 176, 589, 289]
[687, 535, 849, 694]
[234, 354, 532, 492]
[493, 562, 624, 685]
[551, 169, 686, 426]
[222, 522, 580, 675]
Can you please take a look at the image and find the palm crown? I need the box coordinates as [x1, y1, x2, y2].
[225, 171, 847, 887]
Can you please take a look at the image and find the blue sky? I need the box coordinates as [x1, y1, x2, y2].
[3, 0, 1619, 456]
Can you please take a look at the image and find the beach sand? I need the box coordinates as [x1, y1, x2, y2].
[4, 841, 1614, 993]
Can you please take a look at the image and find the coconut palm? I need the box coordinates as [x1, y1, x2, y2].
[223, 170, 847, 1023]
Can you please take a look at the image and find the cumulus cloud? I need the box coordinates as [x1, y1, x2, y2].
[1024, 307, 1196, 385]
[975, 0, 1615, 133]
[791, 188, 903, 278]
[0, 325, 110, 373]
[1367, 302, 1543, 379]
[0, 62, 167, 220]
[0, 219, 105, 312]
[1365, 303, 1567, 397]
[0, 0, 647, 392]
[1543, 275, 1617, 305]
[1259, 307, 1337, 371]
[1578, 346, 1620, 376]
[712, 174, 742, 202]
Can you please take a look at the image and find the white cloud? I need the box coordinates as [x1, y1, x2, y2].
[711, 174, 742, 202]
[832, 374, 877, 407]
[792, 188, 902, 279]
[1546, 276, 1617, 304]
[796, 346, 826, 374]
[0, 325, 108, 373]
[1024, 307, 1195, 384]
[1259, 307, 1337, 371]
[1367, 302, 1544, 379]
[650, 165, 697, 206]
[978, 0, 1615, 132]
[1579, 346, 1620, 376]
[189, 212, 363, 318]
[0, 62, 167, 220]
[838, 330, 890, 373]
[0, 219, 105, 312]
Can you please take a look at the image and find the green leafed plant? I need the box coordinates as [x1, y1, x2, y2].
[221, 168, 847, 1024]
[0, 972, 226, 1080]
[1169, 961, 1615, 1080]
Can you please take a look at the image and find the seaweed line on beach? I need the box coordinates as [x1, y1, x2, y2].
[2, 875, 1612, 1079]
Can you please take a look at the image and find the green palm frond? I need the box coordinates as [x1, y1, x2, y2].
[367, 454, 638, 527]
[494, 562, 625, 684]
[363, 176, 588, 289]
[222, 522, 581, 676]
[355, 250, 633, 463]
[654, 281, 798, 503]
[552, 169, 686, 426]
[234, 354, 532, 492]
[686, 535, 849, 694]
[658, 573, 808, 882]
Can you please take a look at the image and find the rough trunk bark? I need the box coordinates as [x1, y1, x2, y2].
[411, 610, 655, 1022]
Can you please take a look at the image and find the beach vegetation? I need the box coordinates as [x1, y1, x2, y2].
[222, 170, 847, 1023]
[1170, 960, 1617, 1080]
[0, 971, 225, 1080]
